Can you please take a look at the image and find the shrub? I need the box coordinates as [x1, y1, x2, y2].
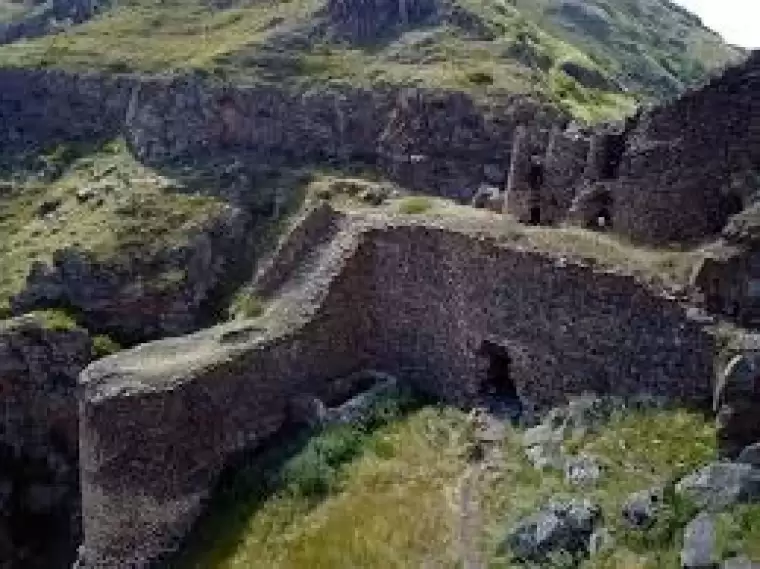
[32, 308, 79, 332]
[230, 291, 265, 319]
[92, 334, 122, 358]
[397, 196, 434, 215]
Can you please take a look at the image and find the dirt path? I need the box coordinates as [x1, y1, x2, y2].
[454, 407, 508, 569]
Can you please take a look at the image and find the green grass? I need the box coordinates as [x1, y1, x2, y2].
[1, 0, 736, 120]
[171, 397, 760, 569]
[92, 334, 123, 358]
[28, 308, 81, 332]
[0, 138, 224, 311]
[396, 196, 435, 215]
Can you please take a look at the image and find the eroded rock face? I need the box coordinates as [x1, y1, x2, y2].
[504, 51, 760, 245]
[325, 0, 439, 42]
[0, 315, 93, 569]
[676, 462, 760, 511]
[0, 0, 110, 45]
[11, 205, 252, 343]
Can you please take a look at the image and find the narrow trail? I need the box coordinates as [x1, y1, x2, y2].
[455, 406, 508, 569]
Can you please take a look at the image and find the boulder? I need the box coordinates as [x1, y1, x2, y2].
[676, 462, 760, 511]
[681, 513, 718, 569]
[588, 527, 614, 556]
[736, 442, 760, 469]
[471, 185, 503, 212]
[565, 454, 603, 486]
[621, 487, 665, 529]
[524, 441, 565, 471]
[504, 499, 602, 562]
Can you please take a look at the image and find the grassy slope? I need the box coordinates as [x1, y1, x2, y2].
[0, 138, 224, 315]
[172, 400, 760, 569]
[514, 0, 743, 98]
[0, 0, 742, 120]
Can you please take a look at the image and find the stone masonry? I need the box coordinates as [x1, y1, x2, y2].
[77, 211, 716, 568]
[503, 51, 760, 244]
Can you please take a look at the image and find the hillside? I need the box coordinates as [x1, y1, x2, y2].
[0, 0, 744, 121]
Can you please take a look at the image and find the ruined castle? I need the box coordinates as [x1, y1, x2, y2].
[0, 48, 759, 568]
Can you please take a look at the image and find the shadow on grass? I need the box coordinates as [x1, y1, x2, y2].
[165, 386, 429, 569]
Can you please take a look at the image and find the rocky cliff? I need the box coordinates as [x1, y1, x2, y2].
[0, 314, 93, 568]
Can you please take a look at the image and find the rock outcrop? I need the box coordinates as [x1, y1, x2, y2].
[10, 205, 252, 343]
[324, 0, 439, 42]
[0, 67, 560, 203]
[0, 315, 93, 568]
[0, 0, 109, 45]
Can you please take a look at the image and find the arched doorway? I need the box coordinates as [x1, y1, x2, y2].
[477, 339, 519, 398]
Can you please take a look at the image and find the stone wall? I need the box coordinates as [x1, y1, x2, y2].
[77, 217, 716, 567]
[503, 51, 760, 244]
[252, 203, 344, 297]
[0, 315, 93, 568]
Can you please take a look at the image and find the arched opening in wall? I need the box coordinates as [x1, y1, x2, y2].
[720, 191, 744, 223]
[527, 158, 544, 225]
[477, 339, 519, 399]
[529, 159, 544, 190]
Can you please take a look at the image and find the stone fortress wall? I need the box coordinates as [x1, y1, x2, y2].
[506, 51, 760, 244]
[78, 214, 716, 567]
[1, 51, 759, 568]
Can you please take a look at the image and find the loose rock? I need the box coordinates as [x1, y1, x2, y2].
[504, 499, 602, 562]
[621, 487, 665, 529]
[676, 462, 760, 511]
[681, 513, 718, 569]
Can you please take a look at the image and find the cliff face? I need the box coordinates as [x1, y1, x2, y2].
[0, 316, 92, 569]
[324, 0, 439, 42]
[0, 68, 561, 202]
[0, 0, 108, 45]
[11, 205, 252, 344]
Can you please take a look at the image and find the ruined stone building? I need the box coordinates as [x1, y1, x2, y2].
[1, 44, 760, 568]
[503, 51, 760, 246]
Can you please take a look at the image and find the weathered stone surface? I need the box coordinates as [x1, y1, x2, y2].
[714, 349, 760, 458]
[621, 487, 664, 529]
[324, 0, 439, 42]
[503, 499, 602, 562]
[736, 442, 760, 468]
[0, 315, 93, 569]
[676, 462, 760, 511]
[681, 513, 718, 569]
[11, 205, 252, 343]
[502, 51, 760, 245]
[0, 68, 561, 204]
[0, 0, 109, 45]
[77, 215, 718, 567]
[565, 454, 603, 486]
